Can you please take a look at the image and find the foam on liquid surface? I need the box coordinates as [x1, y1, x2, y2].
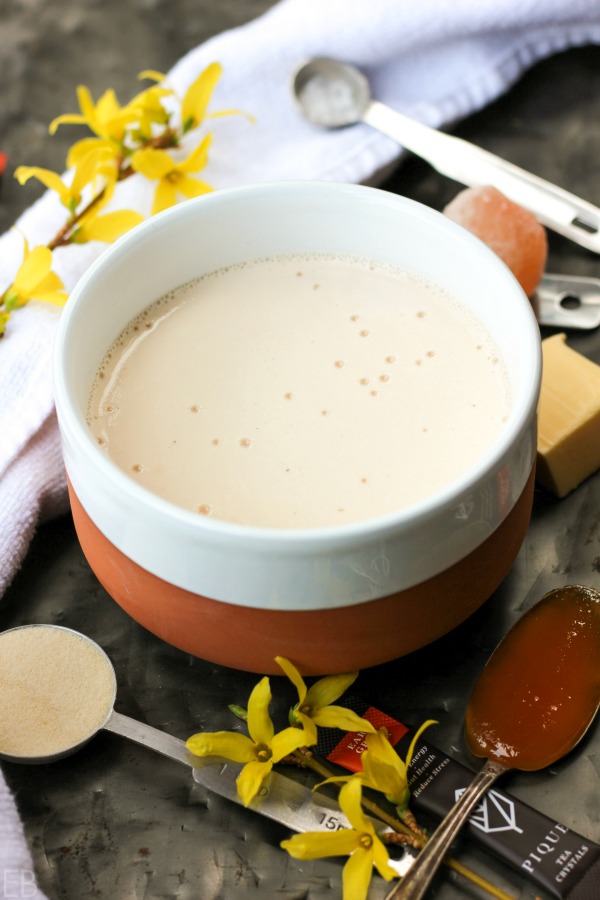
[88, 254, 511, 529]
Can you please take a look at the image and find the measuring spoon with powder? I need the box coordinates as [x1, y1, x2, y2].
[0, 624, 187, 765]
[0, 623, 414, 880]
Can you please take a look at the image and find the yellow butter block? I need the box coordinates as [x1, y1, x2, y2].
[537, 333, 600, 497]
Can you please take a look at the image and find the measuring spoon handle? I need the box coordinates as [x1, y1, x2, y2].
[103, 709, 194, 767]
[363, 100, 600, 254]
[384, 757, 507, 900]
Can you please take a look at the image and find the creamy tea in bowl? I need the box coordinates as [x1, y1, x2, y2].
[88, 254, 511, 527]
[53, 182, 541, 674]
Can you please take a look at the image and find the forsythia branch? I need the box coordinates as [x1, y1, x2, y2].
[0, 63, 246, 337]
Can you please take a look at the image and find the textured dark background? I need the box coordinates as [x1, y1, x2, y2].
[2, 3, 600, 898]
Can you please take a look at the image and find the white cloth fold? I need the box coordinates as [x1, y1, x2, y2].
[0, 776, 47, 900]
[2, 0, 600, 895]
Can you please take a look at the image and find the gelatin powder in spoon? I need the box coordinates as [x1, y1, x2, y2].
[0, 625, 116, 760]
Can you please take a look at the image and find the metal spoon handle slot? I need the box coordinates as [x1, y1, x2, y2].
[384, 758, 507, 900]
[363, 100, 600, 253]
[535, 273, 600, 329]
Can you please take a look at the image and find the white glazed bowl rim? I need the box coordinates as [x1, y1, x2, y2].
[53, 181, 541, 610]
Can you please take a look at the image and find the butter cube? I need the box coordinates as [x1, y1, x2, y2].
[537, 333, 600, 497]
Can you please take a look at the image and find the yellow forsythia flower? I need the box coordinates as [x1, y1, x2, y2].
[317, 719, 437, 815]
[15, 147, 114, 214]
[3, 238, 67, 312]
[186, 676, 313, 807]
[282, 778, 397, 900]
[360, 720, 436, 811]
[181, 62, 222, 132]
[138, 69, 167, 83]
[0, 310, 11, 337]
[50, 85, 145, 172]
[131, 136, 213, 215]
[72, 208, 144, 244]
[126, 84, 173, 141]
[49, 85, 139, 142]
[276, 656, 376, 745]
[140, 63, 244, 134]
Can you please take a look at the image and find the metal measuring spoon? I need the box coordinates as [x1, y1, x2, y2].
[384, 585, 600, 900]
[0, 623, 188, 765]
[291, 58, 600, 255]
[0, 624, 413, 882]
[292, 58, 600, 330]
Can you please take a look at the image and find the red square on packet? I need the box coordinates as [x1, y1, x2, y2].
[326, 706, 409, 772]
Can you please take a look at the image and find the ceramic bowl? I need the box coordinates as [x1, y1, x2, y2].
[53, 182, 541, 674]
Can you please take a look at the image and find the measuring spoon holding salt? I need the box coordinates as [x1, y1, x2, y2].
[0, 624, 191, 765]
[385, 584, 600, 900]
[290, 57, 600, 255]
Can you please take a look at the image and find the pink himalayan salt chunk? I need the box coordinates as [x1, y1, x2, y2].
[443, 185, 548, 299]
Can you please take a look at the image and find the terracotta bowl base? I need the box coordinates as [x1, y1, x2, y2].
[68, 468, 534, 674]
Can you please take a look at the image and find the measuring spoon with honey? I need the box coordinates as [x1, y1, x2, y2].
[386, 584, 600, 900]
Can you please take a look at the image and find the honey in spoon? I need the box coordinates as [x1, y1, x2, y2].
[466, 583, 600, 770]
[385, 584, 600, 900]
